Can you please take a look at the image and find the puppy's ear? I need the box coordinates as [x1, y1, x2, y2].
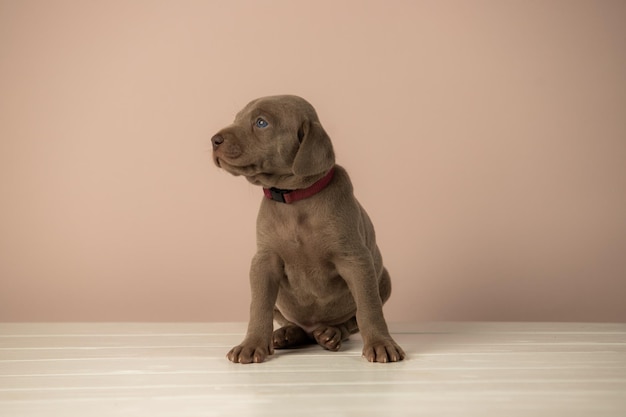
[292, 120, 335, 177]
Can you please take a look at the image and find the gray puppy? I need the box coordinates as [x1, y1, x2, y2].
[211, 95, 405, 363]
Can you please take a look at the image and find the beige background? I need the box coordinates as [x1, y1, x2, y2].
[1, 0, 625, 322]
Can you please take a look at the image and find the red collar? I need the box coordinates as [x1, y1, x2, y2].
[263, 167, 335, 204]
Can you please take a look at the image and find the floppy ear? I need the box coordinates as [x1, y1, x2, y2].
[292, 120, 335, 177]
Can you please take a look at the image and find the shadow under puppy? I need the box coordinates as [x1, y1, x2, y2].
[211, 95, 405, 363]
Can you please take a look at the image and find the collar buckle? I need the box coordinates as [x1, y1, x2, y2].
[268, 188, 289, 203]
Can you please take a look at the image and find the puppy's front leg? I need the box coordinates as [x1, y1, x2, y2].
[336, 252, 405, 363]
[227, 251, 281, 364]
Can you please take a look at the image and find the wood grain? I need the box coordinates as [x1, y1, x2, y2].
[1, 322, 625, 416]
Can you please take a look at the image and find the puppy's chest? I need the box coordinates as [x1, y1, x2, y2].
[261, 210, 330, 260]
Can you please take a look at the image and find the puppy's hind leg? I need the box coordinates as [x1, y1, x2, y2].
[272, 309, 314, 349]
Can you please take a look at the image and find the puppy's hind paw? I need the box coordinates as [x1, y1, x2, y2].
[273, 325, 312, 349]
[312, 325, 344, 352]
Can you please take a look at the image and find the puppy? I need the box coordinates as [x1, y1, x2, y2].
[211, 95, 405, 363]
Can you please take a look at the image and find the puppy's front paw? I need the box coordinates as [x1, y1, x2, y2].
[363, 339, 406, 363]
[227, 342, 272, 364]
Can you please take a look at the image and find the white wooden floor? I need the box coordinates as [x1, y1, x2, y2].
[1, 322, 625, 416]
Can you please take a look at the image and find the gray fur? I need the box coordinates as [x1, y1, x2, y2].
[212, 95, 405, 363]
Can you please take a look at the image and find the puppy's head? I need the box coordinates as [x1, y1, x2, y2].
[211, 95, 335, 189]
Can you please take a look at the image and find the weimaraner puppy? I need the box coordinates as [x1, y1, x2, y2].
[211, 95, 405, 363]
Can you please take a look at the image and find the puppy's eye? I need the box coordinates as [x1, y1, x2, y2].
[255, 118, 269, 128]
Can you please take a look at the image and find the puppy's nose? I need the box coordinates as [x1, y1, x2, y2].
[211, 134, 224, 150]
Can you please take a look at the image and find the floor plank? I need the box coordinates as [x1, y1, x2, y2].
[1, 322, 625, 416]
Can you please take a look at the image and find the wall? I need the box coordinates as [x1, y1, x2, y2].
[1, 0, 625, 322]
